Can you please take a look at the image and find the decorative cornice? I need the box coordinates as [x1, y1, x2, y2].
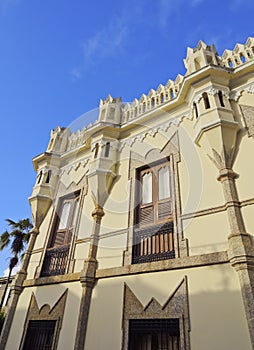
[229, 83, 254, 101]
[120, 112, 191, 150]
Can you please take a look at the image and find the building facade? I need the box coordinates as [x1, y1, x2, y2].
[0, 276, 14, 312]
[1, 37, 254, 349]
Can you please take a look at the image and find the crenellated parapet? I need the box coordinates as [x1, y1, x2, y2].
[184, 40, 221, 75]
[221, 37, 254, 68]
[36, 37, 254, 163]
[121, 75, 184, 124]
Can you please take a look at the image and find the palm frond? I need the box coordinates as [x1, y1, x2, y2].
[0, 231, 10, 250]
[20, 218, 33, 232]
[23, 233, 31, 244]
[11, 234, 24, 256]
[5, 219, 19, 229]
[9, 256, 18, 269]
[1, 217, 33, 271]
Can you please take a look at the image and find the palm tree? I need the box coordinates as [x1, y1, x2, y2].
[0, 218, 32, 309]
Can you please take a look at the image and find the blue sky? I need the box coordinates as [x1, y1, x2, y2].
[0, 0, 253, 276]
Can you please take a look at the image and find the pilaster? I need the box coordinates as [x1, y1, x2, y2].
[0, 228, 39, 349]
[217, 168, 254, 348]
[74, 206, 104, 350]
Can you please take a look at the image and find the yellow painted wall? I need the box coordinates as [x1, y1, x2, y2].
[5, 282, 82, 350]
[86, 264, 251, 350]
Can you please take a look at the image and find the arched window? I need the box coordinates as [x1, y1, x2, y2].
[193, 102, 199, 119]
[105, 142, 110, 158]
[37, 171, 43, 184]
[151, 98, 155, 108]
[133, 161, 174, 264]
[141, 172, 153, 204]
[41, 193, 80, 277]
[218, 91, 225, 107]
[94, 143, 99, 159]
[45, 170, 51, 184]
[158, 166, 170, 200]
[228, 60, 233, 68]
[240, 54, 246, 63]
[202, 92, 210, 109]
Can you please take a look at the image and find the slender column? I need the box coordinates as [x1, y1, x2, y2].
[74, 205, 104, 350]
[218, 168, 254, 348]
[19, 227, 39, 276]
[0, 228, 39, 349]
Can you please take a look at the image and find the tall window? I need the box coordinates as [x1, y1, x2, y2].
[133, 161, 174, 264]
[50, 195, 79, 247]
[129, 319, 180, 350]
[202, 92, 210, 109]
[218, 90, 225, 107]
[22, 320, 56, 350]
[41, 193, 80, 276]
[138, 162, 172, 227]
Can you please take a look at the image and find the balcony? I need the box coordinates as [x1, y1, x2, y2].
[132, 222, 175, 264]
[41, 246, 69, 277]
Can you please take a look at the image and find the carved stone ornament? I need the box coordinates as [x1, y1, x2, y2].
[229, 90, 242, 101]
[120, 113, 190, 150]
[247, 84, 254, 94]
[122, 277, 190, 350]
[240, 104, 254, 138]
[19, 291, 68, 350]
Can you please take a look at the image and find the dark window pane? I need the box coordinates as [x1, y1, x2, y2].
[23, 320, 56, 350]
[129, 319, 180, 350]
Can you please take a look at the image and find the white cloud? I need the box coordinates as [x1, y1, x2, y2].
[157, 0, 204, 29]
[158, 0, 176, 29]
[71, 14, 129, 80]
[70, 68, 82, 82]
[3, 263, 20, 277]
[83, 21, 127, 60]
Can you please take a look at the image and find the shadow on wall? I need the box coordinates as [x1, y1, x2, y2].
[3, 284, 81, 350]
[2, 265, 252, 350]
[85, 265, 252, 350]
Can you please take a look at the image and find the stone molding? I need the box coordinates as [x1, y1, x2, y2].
[123, 131, 188, 265]
[35, 181, 87, 278]
[18, 290, 68, 350]
[240, 104, 254, 138]
[229, 83, 254, 101]
[122, 277, 190, 350]
[23, 251, 228, 287]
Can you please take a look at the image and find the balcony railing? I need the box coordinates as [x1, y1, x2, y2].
[41, 246, 69, 277]
[132, 222, 175, 264]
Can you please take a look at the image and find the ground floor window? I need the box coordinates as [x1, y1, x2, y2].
[129, 319, 180, 350]
[22, 320, 56, 350]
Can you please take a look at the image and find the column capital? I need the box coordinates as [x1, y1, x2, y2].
[29, 227, 39, 235]
[217, 168, 238, 182]
[92, 205, 105, 219]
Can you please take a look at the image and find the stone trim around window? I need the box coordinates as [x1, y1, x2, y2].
[122, 277, 190, 350]
[123, 131, 188, 265]
[19, 290, 68, 350]
[34, 177, 87, 279]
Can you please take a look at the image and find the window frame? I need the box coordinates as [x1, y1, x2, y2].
[128, 318, 180, 350]
[40, 191, 80, 277]
[22, 320, 56, 350]
[136, 159, 172, 228]
[49, 192, 80, 248]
